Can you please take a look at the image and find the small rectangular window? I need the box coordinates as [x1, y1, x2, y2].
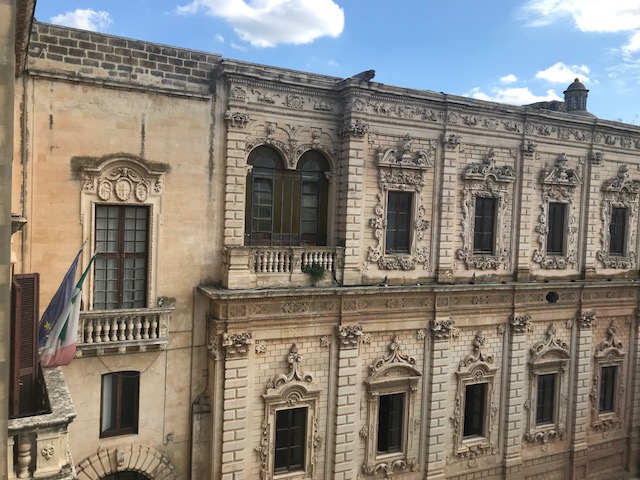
[274, 407, 307, 474]
[377, 393, 405, 454]
[546, 203, 566, 255]
[609, 207, 627, 256]
[463, 383, 486, 437]
[100, 371, 139, 437]
[599, 366, 617, 413]
[536, 373, 556, 425]
[473, 197, 496, 254]
[386, 192, 412, 253]
[95, 206, 149, 310]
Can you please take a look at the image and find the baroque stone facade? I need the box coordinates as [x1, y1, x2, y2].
[9, 19, 640, 480]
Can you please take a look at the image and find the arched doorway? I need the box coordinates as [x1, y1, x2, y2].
[103, 472, 150, 480]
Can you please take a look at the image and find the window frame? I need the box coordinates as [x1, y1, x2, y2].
[94, 205, 150, 310]
[590, 321, 625, 433]
[363, 336, 421, 476]
[274, 406, 308, 474]
[608, 207, 627, 256]
[472, 197, 497, 254]
[79, 155, 165, 312]
[259, 345, 321, 480]
[100, 371, 140, 438]
[524, 325, 570, 444]
[385, 191, 413, 254]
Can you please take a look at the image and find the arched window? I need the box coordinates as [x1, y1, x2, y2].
[245, 147, 329, 246]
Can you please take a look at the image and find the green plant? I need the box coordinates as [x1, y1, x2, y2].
[301, 262, 326, 283]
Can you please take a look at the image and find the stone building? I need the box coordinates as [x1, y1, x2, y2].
[8, 17, 640, 480]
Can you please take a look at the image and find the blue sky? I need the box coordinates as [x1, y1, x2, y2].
[35, 1, 640, 123]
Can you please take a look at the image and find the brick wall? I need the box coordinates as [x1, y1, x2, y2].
[28, 22, 220, 94]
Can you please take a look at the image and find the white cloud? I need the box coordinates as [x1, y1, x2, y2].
[500, 74, 518, 84]
[466, 86, 562, 106]
[215, 33, 225, 43]
[50, 9, 112, 32]
[230, 42, 247, 51]
[177, 0, 344, 47]
[522, 0, 640, 33]
[535, 62, 590, 83]
[624, 31, 640, 53]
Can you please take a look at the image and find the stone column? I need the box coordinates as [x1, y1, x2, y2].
[436, 134, 461, 282]
[582, 153, 600, 278]
[337, 119, 368, 285]
[425, 319, 457, 480]
[628, 312, 640, 474]
[220, 332, 253, 480]
[333, 324, 363, 480]
[570, 311, 595, 476]
[503, 314, 530, 478]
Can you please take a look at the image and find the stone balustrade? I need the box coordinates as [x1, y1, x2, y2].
[77, 307, 173, 356]
[7, 367, 76, 480]
[223, 246, 345, 289]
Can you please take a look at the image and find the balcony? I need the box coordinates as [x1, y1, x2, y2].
[76, 307, 173, 357]
[7, 366, 76, 480]
[223, 246, 345, 289]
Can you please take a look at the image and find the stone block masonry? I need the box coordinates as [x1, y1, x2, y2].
[28, 22, 221, 95]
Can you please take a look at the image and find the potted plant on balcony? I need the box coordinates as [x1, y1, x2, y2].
[301, 262, 326, 285]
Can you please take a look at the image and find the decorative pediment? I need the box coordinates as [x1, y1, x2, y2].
[463, 148, 515, 182]
[267, 344, 312, 389]
[376, 134, 434, 170]
[80, 153, 167, 202]
[596, 321, 624, 355]
[530, 325, 570, 362]
[540, 153, 581, 185]
[459, 331, 494, 370]
[602, 165, 640, 193]
[367, 336, 421, 383]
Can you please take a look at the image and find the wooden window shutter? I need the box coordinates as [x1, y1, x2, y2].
[10, 273, 40, 418]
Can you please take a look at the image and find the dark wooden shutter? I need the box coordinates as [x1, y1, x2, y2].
[10, 273, 40, 418]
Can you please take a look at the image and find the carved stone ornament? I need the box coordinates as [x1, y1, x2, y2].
[589, 151, 604, 166]
[532, 184, 578, 269]
[443, 133, 462, 150]
[41, 444, 55, 461]
[252, 89, 279, 104]
[376, 134, 435, 170]
[522, 140, 537, 157]
[459, 331, 494, 368]
[207, 336, 220, 360]
[369, 336, 417, 374]
[457, 156, 512, 270]
[81, 154, 167, 203]
[221, 332, 253, 358]
[267, 344, 313, 389]
[285, 94, 305, 109]
[597, 165, 639, 269]
[338, 118, 369, 138]
[337, 324, 364, 349]
[577, 311, 596, 329]
[224, 110, 250, 128]
[230, 86, 247, 99]
[509, 314, 532, 335]
[462, 148, 515, 182]
[430, 319, 459, 342]
[367, 193, 430, 271]
[530, 325, 569, 359]
[540, 153, 581, 186]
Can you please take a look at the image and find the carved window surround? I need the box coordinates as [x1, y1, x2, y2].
[452, 332, 497, 463]
[79, 154, 167, 310]
[590, 321, 625, 434]
[257, 345, 322, 480]
[597, 165, 640, 269]
[524, 325, 570, 444]
[533, 153, 581, 269]
[362, 336, 421, 477]
[457, 148, 514, 270]
[367, 134, 433, 271]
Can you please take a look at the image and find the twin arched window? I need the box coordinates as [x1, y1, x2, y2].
[245, 146, 329, 246]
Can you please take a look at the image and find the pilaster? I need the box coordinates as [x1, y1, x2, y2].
[337, 119, 368, 285]
[515, 141, 536, 281]
[503, 314, 530, 478]
[436, 134, 461, 281]
[583, 153, 601, 277]
[333, 324, 363, 480]
[425, 319, 457, 480]
[220, 332, 253, 480]
[628, 312, 640, 473]
[570, 311, 595, 476]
